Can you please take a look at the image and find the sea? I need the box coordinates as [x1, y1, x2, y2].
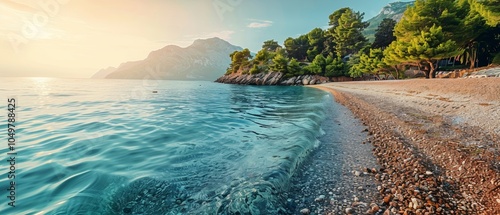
[0, 78, 338, 214]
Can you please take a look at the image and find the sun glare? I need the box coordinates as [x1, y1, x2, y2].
[31, 77, 53, 95]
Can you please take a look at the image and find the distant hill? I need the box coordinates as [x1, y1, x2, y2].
[93, 37, 242, 81]
[92, 66, 118, 79]
[364, 1, 415, 41]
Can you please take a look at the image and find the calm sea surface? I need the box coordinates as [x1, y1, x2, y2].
[0, 78, 334, 214]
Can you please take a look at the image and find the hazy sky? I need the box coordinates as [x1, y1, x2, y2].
[0, 0, 412, 78]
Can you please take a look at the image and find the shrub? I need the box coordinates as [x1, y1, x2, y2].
[492, 52, 500, 65]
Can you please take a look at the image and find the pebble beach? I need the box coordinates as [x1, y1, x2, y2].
[307, 78, 500, 214]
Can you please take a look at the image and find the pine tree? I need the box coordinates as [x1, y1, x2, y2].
[470, 0, 500, 26]
[306, 28, 326, 61]
[270, 53, 289, 73]
[328, 8, 368, 57]
[392, 0, 465, 78]
[372, 18, 397, 49]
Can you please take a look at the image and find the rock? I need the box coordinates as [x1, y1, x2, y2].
[283, 76, 296, 85]
[411, 198, 423, 209]
[425, 171, 433, 175]
[383, 194, 393, 204]
[354, 196, 359, 202]
[308, 78, 315, 85]
[302, 77, 310, 85]
[315, 195, 326, 202]
[300, 208, 310, 214]
[395, 194, 404, 201]
[354, 171, 361, 176]
[496, 199, 500, 204]
[352, 201, 366, 207]
[345, 207, 354, 214]
[371, 205, 380, 212]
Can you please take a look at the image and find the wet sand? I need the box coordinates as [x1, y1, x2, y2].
[311, 78, 500, 214]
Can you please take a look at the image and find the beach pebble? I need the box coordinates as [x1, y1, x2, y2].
[411, 198, 422, 209]
[425, 171, 433, 175]
[315, 195, 325, 202]
[300, 208, 310, 214]
[345, 207, 354, 214]
[383, 194, 392, 204]
[354, 171, 361, 176]
[496, 199, 500, 204]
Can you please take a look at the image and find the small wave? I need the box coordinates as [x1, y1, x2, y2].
[1, 80, 331, 214]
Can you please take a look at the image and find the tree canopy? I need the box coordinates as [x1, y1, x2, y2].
[328, 8, 369, 57]
[372, 18, 397, 49]
[225, 1, 499, 79]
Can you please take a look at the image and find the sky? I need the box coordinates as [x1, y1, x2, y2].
[0, 0, 412, 78]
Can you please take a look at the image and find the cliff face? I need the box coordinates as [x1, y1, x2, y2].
[215, 72, 334, 86]
[364, 1, 415, 40]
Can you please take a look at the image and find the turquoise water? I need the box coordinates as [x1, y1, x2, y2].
[0, 78, 332, 214]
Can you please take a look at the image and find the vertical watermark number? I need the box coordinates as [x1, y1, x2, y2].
[6, 98, 17, 207]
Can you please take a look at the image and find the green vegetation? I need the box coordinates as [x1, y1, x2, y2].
[493, 52, 500, 65]
[226, 0, 500, 79]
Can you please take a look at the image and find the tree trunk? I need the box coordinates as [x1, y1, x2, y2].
[394, 66, 400, 79]
[469, 54, 475, 69]
[428, 60, 436, 79]
[420, 63, 430, 79]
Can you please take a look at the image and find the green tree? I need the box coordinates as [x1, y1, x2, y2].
[270, 53, 289, 73]
[303, 63, 322, 75]
[307, 28, 326, 61]
[395, 0, 466, 44]
[372, 18, 397, 49]
[322, 33, 337, 57]
[328, 7, 350, 28]
[287, 58, 302, 76]
[350, 48, 388, 78]
[227, 48, 251, 74]
[249, 64, 268, 74]
[254, 49, 275, 64]
[383, 42, 405, 79]
[392, 0, 465, 78]
[284, 35, 309, 61]
[312, 54, 327, 72]
[470, 0, 500, 26]
[262, 40, 282, 52]
[392, 25, 461, 78]
[325, 57, 348, 77]
[328, 8, 369, 57]
[456, 0, 499, 68]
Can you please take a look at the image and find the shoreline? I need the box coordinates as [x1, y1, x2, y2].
[284, 93, 381, 215]
[310, 79, 500, 214]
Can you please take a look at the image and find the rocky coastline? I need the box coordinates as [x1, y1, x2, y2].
[215, 72, 349, 86]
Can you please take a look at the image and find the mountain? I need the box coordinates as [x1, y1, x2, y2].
[94, 37, 242, 81]
[364, 1, 415, 41]
[92, 66, 117, 79]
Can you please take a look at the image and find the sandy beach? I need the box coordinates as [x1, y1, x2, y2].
[312, 78, 500, 214]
